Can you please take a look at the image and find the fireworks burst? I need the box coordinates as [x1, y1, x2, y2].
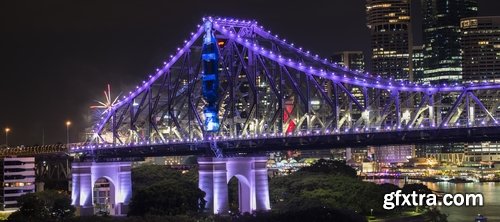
[90, 84, 120, 114]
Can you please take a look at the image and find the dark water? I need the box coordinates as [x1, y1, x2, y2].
[366, 179, 500, 222]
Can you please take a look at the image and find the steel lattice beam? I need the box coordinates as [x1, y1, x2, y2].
[65, 17, 500, 158]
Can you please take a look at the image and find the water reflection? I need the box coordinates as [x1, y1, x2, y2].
[366, 179, 500, 222]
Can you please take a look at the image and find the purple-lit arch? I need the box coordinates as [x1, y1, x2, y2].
[71, 162, 132, 216]
[198, 156, 271, 214]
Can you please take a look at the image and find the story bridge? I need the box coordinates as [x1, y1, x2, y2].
[70, 17, 500, 160]
[4, 17, 500, 215]
[6, 17, 500, 159]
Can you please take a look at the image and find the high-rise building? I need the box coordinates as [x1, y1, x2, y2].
[461, 16, 500, 164]
[330, 51, 367, 111]
[331, 51, 365, 71]
[412, 45, 424, 81]
[366, 0, 412, 80]
[421, 0, 478, 83]
[461, 16, 500, 83]
[366, 1, 414, 165]
[0, 157, 36, 211]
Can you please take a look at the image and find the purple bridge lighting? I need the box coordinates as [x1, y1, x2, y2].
[56, 16, 500, 159]
[4, 16, 500, 158]
[4, 17, 500, 216]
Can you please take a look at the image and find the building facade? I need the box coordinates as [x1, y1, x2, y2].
[331, 51, 365, 71]
[461, 16, 500, 164]
[461, 16, 500, 83]
[366, 0, 412, 80]
[412, 45, 424, 81]
[0, 157, 35, 211]
[464, 142, 500, 163]
[421, 0, 478, 83]
[372, 145, 414, 164]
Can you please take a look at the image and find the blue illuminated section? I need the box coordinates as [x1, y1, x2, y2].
[204, 106, 220, 132]
[202, 20, 220, 132]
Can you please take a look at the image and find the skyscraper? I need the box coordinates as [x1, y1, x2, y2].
[412, 45, 424, 81]
[331, 51, 365, 71]
[330, 51, 366, 107]
[366, 0, 412, 80]
[461, 16, 500, 83]
[461, 16, 500, 163]
[421, 0, 478, 83]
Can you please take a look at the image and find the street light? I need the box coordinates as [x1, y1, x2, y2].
[66, 121, 71, 145]
[4, 128, 10, 147]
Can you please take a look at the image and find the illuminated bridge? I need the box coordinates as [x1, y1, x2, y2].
[7, 17, 500, 216]
[59, 17, 500, 160]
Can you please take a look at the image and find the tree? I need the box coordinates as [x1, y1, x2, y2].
[8, 190, 75, 222]
[402, 183, 433, 195]
[269, 168, 401, 217]
[424, 207, 448, 222]
[128, 164, 205, 216]
[299, 159, 357, 177]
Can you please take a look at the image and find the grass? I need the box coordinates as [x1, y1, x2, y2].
[0, 211, 14, 221]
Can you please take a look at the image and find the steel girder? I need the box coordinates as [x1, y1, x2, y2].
[85, 17, 500, 154]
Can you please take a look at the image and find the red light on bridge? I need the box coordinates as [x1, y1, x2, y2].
[217, 40, 226, 48]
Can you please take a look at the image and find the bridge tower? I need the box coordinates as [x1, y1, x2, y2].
[197, 19, 270, 214]
[198, 156, 270, 214]
[71, 162, 132, 216]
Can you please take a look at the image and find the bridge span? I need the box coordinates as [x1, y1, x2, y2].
[3, 16, 500, 216]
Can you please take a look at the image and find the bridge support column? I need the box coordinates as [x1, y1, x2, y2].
[198, 156, 271, 214]
[71, 162, 132, 216]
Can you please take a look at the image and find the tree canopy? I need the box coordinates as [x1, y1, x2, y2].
[128, 164, 205, 216]
[8, 190, 75, 222]
[269, 159, 402, 216]
[299, 159, 357, 177]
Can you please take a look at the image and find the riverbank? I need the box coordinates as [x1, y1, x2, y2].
[367, 211, 424, 222]
[360, 175, 493, 183]
[366, 178, 500, 222]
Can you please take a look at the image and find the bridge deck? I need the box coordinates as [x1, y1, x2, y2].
[70, 126, 500, 161]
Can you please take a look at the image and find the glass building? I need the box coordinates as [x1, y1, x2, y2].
[421, 0, 478, 84]
[461, 16, 500, 83]
[331, 51, 365, 71]
[461, 16, 500, 164]
[330, 51, 367, 112]
[366, 0, 412, 81]
[412, 45, 424, 81]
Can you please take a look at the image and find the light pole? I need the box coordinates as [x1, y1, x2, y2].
[4, 128, 10, 147]
[66, 121, 71, 145]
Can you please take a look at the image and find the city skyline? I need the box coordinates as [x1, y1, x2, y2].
[1, 0, 500, 146]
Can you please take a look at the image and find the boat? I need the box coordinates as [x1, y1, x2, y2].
[448, 177, 474, 183]
[475, 214, 487, 222]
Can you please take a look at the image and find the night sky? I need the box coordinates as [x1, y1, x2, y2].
[1, 0, 499, 146]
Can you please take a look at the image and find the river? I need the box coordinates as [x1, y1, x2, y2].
[366, 179, 500, 222]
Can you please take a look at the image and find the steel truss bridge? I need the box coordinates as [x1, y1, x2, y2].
[6, 17, 500, 160]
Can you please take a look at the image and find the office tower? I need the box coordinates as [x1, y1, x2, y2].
[330, 51, 369, 114]
[0, 157, 36, 211]
[461, 16, 500, 83]
[421, 0, 478, 83]
[461, 16, 500, 164]
[331, 51, 365, 71]
[412, 45, 424, 81]
[366, 0, 412, 80]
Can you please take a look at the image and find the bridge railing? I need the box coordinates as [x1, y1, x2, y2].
[0, 143, 82, 157]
